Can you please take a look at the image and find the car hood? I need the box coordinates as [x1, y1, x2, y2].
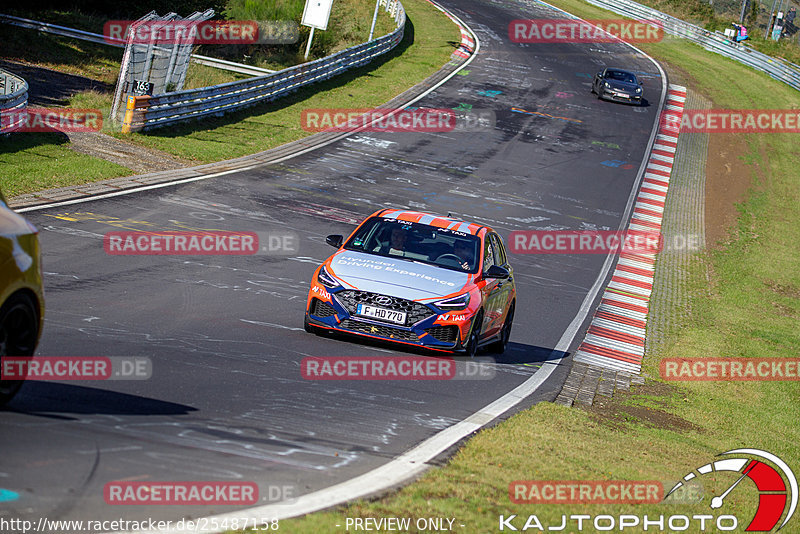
[606, 80, 639, 93]
[328, 250, 469, 300]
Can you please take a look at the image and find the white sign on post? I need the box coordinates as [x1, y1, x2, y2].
[301, 0, 334, 30]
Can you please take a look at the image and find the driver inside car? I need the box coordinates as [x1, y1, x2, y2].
[374, 226, 410, 256]
[453, 239, 475, 270]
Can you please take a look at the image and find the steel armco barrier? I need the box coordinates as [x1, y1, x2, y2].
[579, 0, 800, 91]
[0, 13, 276, 77]
[0, 68, 28, 134]
[122, 0, 406, 132]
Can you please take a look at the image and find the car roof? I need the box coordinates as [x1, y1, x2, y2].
[375, 209, 487, 236]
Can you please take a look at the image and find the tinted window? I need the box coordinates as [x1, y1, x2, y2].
[344, 217, 481, 273]
[490, 234, 507, 266]
[483, 237, 496, 272]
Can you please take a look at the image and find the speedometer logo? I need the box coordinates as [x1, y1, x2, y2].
[667, 449, 797, 531]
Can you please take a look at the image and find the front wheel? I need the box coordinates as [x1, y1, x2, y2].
[0, 293, 39, 407]
[489, 302, 514, 354]
[463, 311, 483, 358]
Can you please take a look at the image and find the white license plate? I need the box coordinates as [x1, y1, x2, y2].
[356, 304, 407, 324]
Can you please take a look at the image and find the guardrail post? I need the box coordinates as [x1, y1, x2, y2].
[121, 95, 150, 133]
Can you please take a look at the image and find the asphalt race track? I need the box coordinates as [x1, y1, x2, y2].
[1, 0, 665, 528]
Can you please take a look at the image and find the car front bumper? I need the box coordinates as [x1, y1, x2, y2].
[305, 288, 473, 352]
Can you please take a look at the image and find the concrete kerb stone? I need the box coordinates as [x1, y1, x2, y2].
[557, 88, 707, 409]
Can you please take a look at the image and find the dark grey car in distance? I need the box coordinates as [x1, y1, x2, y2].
[592, 68, 643, 104]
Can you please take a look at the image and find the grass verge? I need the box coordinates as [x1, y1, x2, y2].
[266, 1, 800, 533]
[0, 134, 132, 198]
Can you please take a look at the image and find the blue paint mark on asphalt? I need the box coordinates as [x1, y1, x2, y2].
[601, 160, 635, 169]
[0, 489, 20, 502]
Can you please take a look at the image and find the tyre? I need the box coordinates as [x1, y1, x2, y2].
[0, 293, 39, 407]
[489, 302, 515, 354]
[464, 311, 483, 358]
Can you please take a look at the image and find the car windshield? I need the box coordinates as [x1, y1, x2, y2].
[606, 70, 636, 84]
[343, 217, 481, 273]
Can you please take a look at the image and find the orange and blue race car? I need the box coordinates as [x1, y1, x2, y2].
[304, 209, 516, 356]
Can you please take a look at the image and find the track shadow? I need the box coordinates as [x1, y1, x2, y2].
[308, 328, 569, 367]
[0, 59, 111, 107]
[3, 382, 197, 419]
[0, 130, 70, 156]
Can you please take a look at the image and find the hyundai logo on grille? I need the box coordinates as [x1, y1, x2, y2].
[374, 295, 393, 307]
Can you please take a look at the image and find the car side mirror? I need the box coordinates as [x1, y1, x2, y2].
[484, 265, 510, 279]
[326, 234, 343, 248]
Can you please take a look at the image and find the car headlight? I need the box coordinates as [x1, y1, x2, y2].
[434, 293, 470, 310]
[604, 82, 611, 88]
[636, 87, 642, 93]
[316, 265, 340, 289]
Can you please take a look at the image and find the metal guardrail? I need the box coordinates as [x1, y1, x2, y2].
[0, 13, 276, 77]
[582, 0, 800, 91]
[0, 68, 28, 134]
[122, 0, 407, 132]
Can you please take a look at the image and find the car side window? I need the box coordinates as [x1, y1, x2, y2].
[483, 237, 496, 272]
[490, 234, 507, 266]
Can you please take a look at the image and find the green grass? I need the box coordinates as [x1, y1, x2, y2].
[266, 2, 800, 533]
[0, 134, 132, 198]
